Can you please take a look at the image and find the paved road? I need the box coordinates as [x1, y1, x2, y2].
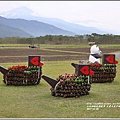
[115, 52, 120, 60]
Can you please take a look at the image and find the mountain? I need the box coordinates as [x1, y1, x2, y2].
[41, 18, 105, 34]
[0, 6, 40, 19]
[0, 6, 107, 35]
[0, 23, 32, 38]
[0, 16, 76, 37]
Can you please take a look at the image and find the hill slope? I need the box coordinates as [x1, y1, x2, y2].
[0, 23, 32, 38]
[0, 16, 76, 37]
[0, 6, 107, 35]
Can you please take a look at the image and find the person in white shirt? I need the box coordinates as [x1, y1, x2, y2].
[88, 42, 102, 63]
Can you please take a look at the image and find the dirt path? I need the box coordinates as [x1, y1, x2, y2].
[0, 47, 120, 63]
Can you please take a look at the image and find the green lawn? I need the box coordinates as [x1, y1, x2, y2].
[0, 60, 120, 118]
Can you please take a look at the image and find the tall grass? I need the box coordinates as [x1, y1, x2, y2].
[0, 61, 120, 118]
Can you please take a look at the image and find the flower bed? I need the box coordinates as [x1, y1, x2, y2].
[90, 63, 116, 83]
[50, 73, 91, 98]
[3, 65, 42, 86]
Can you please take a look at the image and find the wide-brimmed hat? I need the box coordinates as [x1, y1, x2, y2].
[88, 42, 96, 45]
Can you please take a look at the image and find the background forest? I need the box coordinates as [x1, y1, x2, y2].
[0, 33, 120, 45]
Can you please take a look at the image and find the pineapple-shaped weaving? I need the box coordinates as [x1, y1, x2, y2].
[0, 55, 44, 86]
[50, 73, 91, 98]
[90, 54, 118, 83]
[3, 65, 42, 86]
[42, 63, 94, 98]
[90, 63, 117, 83]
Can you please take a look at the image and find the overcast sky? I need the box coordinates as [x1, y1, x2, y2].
[0, 1, 120, 34]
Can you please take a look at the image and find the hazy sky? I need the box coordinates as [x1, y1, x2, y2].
[0, 1, 120, 34]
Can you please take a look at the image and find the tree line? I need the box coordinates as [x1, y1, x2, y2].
[0, 33, 120, 44]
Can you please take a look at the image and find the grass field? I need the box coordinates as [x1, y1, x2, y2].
[0, 44, 120, 118]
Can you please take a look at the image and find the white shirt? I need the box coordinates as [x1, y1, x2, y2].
[89, 44, 102, 63]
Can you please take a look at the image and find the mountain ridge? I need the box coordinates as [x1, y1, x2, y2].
[0, 6, 106, 34]
[0, 16, 76, 37]
[0, 6, 108, 38]
[0, 22, 32, 38]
